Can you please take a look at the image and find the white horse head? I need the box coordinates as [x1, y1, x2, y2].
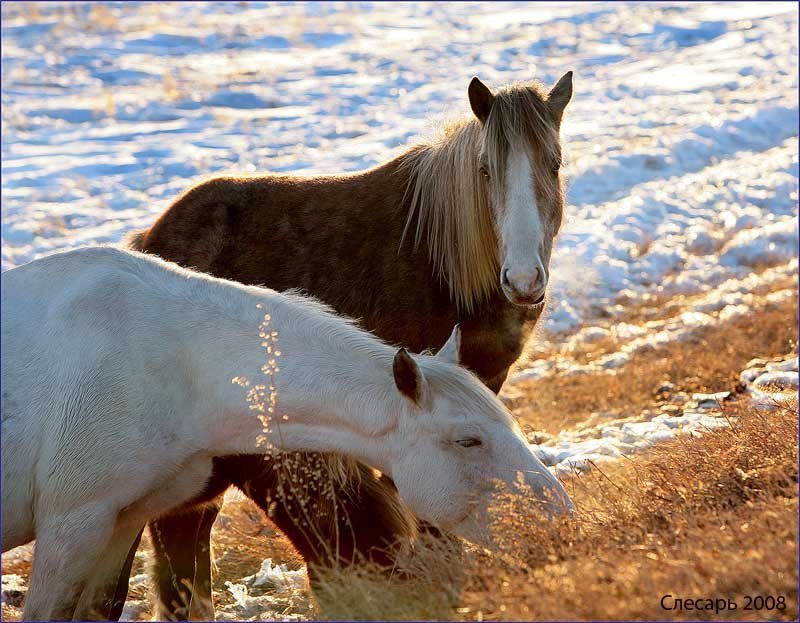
[383, 326, 573, 544]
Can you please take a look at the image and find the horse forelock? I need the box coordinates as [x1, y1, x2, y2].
[485, 82, 563, 203]
[400, 81, 563, 312]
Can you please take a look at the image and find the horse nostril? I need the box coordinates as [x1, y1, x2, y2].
[534, 266, 550, 291]
[501, 268, 511, 287]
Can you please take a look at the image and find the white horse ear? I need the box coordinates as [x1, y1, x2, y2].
[393, 347, 428, 407]
[436, 324, 461, 365]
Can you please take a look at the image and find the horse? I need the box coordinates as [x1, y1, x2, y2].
[0, 246, 572, 621]
[123, 72, 573, 619]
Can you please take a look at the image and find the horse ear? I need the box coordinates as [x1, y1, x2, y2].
[436, 324, 461, 365]
[393, 347, 427, 407]
[547, 71, 573, 125]
[468, 77, 495, 124]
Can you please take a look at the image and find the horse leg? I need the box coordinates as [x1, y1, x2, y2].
[232, 458, 413, 596]
[107, 528, 144, 621]
[186, 506, 217, 621]
[73, 522, 145, 620]
[23, 506, 116, 621]
[148, 503, 221, 621]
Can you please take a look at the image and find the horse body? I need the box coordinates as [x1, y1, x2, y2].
[1, 246, 570, 621]
[137, 156, 538, 391]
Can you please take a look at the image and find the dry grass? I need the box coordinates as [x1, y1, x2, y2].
[511, 291, 797, 434]
[313, 398, 798, 621]
[310, 284, 798, 620]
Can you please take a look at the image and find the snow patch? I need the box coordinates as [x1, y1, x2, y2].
[532, 411, 730, 475]
[532, 354, 798, 475]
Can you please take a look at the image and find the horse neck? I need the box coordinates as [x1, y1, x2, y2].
[322, 136, 498, 315]
[183, 284, 402, 475]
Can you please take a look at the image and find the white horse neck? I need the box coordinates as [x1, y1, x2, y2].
[130, 251, 404, 475]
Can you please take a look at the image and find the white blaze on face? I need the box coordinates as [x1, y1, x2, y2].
[501, 144, 547, 300]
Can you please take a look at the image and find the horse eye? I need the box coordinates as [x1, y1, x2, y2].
[479, 164, 490, 180]
[456, 437, 483, 448]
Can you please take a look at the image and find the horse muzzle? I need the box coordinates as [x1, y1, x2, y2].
[500, 268, 547, 307]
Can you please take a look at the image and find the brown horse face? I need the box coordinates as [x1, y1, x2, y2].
[469, 73, 573, 306]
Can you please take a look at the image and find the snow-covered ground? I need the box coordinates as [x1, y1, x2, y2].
[2, 3, 798, 619]
[6, 0, 795, 446]
[3, 2, 797, 332]
[530, 353, 799, 475]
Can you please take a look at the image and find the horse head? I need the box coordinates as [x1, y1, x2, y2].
[469, 72, 573, 306]
[384, 325, 573, 546]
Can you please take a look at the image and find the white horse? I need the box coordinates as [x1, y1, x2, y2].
[1, 246, 572, 621]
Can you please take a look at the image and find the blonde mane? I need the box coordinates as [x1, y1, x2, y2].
[400, 82, 562, 312]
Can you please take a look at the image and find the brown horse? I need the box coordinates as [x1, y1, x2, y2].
[116, 73, 572, 619]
